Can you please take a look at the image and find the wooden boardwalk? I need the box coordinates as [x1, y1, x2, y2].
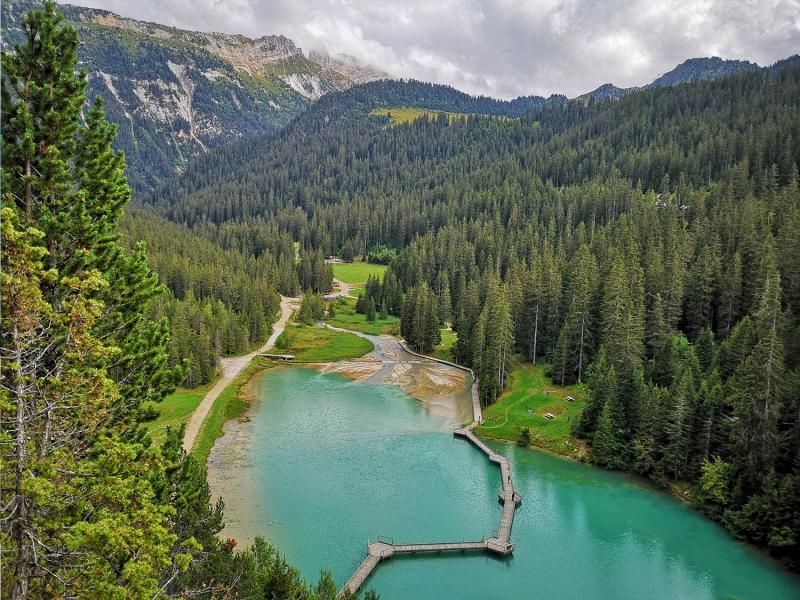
[256, 353, 295, 360]
[454, 426, 521, 553]
[341, 539, 491, 595]
[339, 392, 520, 596]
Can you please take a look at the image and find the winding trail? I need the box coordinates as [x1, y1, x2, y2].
[181, 295, 299, 452]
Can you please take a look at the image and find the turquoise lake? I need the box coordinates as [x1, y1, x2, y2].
[207, 366, 800, 600]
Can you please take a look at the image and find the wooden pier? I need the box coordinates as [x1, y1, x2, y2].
[339, 420, 521, 596]
[334, 340, 520, 597]
[341, 539, 491, 595]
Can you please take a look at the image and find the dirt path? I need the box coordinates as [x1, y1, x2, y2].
[181, 295, 299, 452]
[333, 278, 354, 298]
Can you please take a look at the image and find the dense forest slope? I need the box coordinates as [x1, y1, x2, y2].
[120, 210, 287, 385]
[148, 67, 800, 569]
[1, 0, 385, 192]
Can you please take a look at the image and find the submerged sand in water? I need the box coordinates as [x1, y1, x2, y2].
[317, 331, 472, 422]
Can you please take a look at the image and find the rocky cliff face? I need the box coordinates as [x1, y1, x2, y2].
[1, 0, 385, 193]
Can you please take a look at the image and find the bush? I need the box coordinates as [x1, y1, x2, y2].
[518, 427, 532, 447]
[137, 401, 161, 422]
[275, 329, 295, 351]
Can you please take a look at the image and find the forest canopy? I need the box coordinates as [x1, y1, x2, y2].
[143, 61, 800, 570]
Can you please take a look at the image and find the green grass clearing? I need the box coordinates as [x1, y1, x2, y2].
[281, 324, 374, 361]
[370, 106, 471, 125]
[142, 381, 215, 445]
[432, 327, 457, 361]
[331, 261, 388, 288]
[327, 298, 399, 335]
[476, 364, 587, 459]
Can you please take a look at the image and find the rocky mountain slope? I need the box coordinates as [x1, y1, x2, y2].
[1, 0, 385, 193]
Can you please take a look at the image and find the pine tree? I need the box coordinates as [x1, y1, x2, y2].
[718, 252, 743, 339]
[662, 371, 697, 479]
[729, 255, 785, 489]
[695, 327, 717, 373]
[552, 246, 596, 383]
[683, 242, 719, 340]
[600, 254, 644, 368]
[473, 279, 514, 405]
[576, 347, 617, 438]
[1, 5, 184, 595]
[590, 401, 625, 469]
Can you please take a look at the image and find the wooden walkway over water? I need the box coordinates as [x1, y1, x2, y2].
[339, 388, 520, 596]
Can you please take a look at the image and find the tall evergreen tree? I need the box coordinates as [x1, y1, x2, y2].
[552, 246, 596, 384]
[729, 252, 785, 489]
[1, 4, 184, 595]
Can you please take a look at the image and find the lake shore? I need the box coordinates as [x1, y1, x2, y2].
[206, 329, 474, 543]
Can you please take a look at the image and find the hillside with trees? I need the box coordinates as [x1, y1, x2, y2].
[4, 1, 800, 595]
[146, 64, 800, 570]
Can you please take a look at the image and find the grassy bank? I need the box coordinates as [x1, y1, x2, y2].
[476, 364, 587, 459]
[143, 383, 214, 445]
[283, 325, 374, 361]
[191, 359, 266, 464]
[328, 298, 399, 335]
[189, 324, 373, 464]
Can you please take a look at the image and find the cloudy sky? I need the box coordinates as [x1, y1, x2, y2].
[72, 0, 800, 98]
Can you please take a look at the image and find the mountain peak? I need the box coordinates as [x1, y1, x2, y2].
[647, 56, 760, 87]
[577, 82, 635, 102]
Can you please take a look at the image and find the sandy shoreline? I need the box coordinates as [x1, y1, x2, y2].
[316, 330, 472, 423]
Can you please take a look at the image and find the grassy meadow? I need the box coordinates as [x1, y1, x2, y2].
[370, 106, 470, 125]
[143, 385, 210, 445]
[328, 298, 399, 335]
[281, 324, 374, 361]
[476, 364, 587, 459]
[331, 261, 388, 288]
[432, 327, 457, 361]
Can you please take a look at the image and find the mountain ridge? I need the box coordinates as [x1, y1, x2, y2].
[1, 0, 388, 192]
[576, 55, 797, 103]
[3, 1, 796, 193]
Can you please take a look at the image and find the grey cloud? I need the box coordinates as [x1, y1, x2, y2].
[69, 0, 800, 98]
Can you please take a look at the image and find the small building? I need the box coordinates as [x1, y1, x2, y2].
[324, 256, 345, 264]
[565, 396, 575, 403]
[544, 412, 555, 420]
